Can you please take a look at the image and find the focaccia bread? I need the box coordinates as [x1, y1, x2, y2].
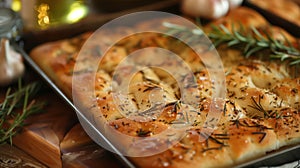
[30, 7, 300, 168]
[249, 0, 300, 26]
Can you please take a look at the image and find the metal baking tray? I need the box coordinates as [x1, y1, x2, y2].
[15, 43, 300, 167]
[15, 0, 300, 167]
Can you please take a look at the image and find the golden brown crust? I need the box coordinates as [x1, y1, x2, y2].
[271, 78, 300, 109]
[30, 33, 91, 97]
[264, 109, 300, 147]
[250, 0, 300, 26]
[206, 7, 268, 32]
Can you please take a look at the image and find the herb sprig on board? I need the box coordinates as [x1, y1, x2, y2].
[0, 81, 46, 144]
[163, 22, 300, 66]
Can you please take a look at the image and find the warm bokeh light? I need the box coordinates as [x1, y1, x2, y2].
[15, 0, 89, 29]
[37, 3, 50, 28]
[11, 0, 21, 12]
[66, 1, 88, 23]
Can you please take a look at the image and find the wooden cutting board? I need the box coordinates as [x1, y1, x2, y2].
[10, 85, 123, 168]
[12, 89, 78, 167]
[60, 123, 122, 168]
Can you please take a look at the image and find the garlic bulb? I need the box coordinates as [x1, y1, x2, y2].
[181, 0, 230, 19]
[181, 0, 243, 19]
[228, 0, 243, 9]
[0, 38, 25, 86]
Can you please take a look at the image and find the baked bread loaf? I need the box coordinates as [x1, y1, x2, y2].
[30, 6, 300, 168]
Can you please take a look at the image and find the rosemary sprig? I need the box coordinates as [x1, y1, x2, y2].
[248, 95, 284, 119]
[162, 22, 300, 66]
[0, 80, 46, 144]
[209, 24, 300, 63]
[248, 95, 269, 118]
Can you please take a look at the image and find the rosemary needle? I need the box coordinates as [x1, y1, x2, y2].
[0, 80, 46, 144]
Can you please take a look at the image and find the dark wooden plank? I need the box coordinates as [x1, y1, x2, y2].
[0, 143, 46, 168]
